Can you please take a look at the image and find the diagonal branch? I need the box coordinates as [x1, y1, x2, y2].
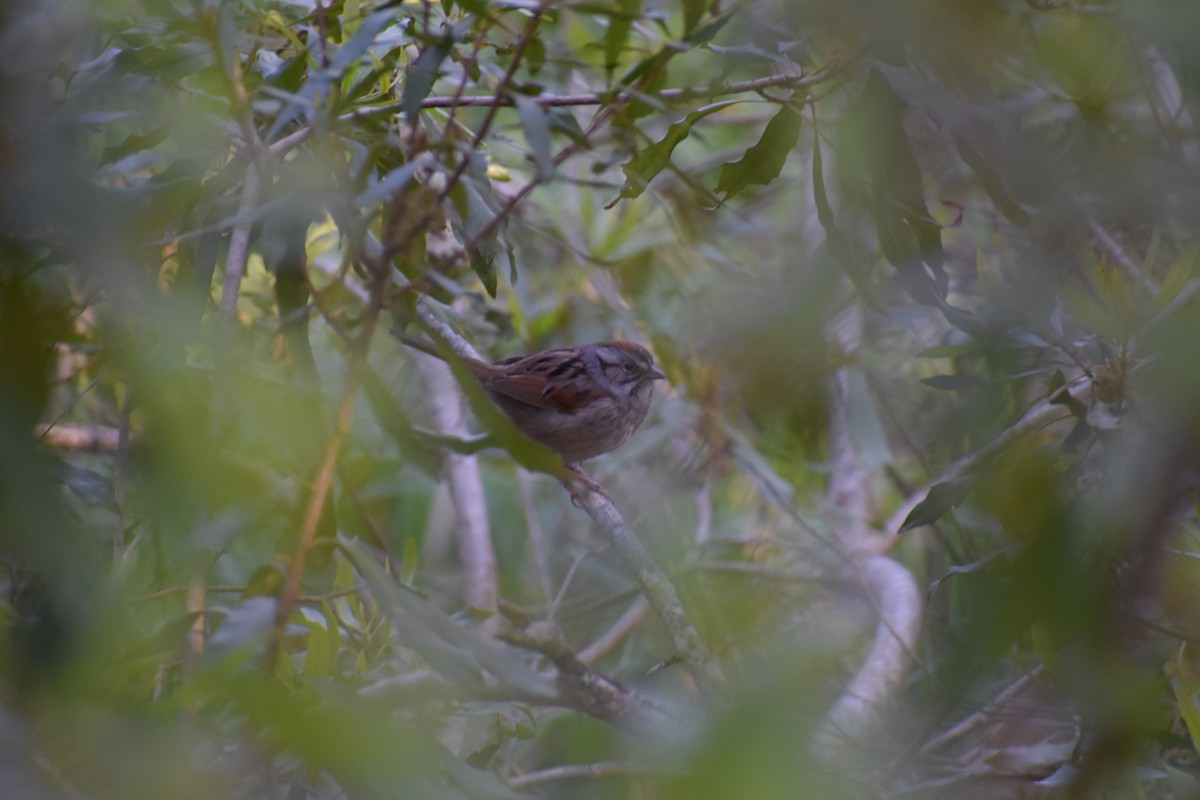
[814, 304, 922, 758]
[498, 622, 676, 731]
[575, 490, 726, 695]
[264, 261, 389, 673]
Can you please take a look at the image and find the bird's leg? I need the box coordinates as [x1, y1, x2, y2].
[562, 463, 610, 506]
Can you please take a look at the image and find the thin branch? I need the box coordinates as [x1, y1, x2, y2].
[519, 471, 554, 602]
[217, 42, 266, 329]
[381, 69, 840, 113]
[507, 761, 681, 789]
[182, 567, 207, 687]
[1085, 217, 1155, 294]
[577, 597, 649, 667]
[267, 62, 844, 159]
[34, 424, 121, 452]
[683, 560, 823, 582]
[112, 389, 133, 566]
[575, 489, 726, 695]
[498, 622, 676, 730]
[885, 375, 1092, 537]
[218, 164, 263, 325]
[264, 261, 389, 673]
[414, 298, 484, 360]
[919, 668, 1043, 754]
[548, 547, 596, 622]
[437, 1, 551, 203]
[193, 37, 269, 690]
[38, 366, 109, 444]
[428, 62, 843, 275]
[693, 481, 713, 546]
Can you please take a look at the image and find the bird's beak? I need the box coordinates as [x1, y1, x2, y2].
[649, 365, 667, 381]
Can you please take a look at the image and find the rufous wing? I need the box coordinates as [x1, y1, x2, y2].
[483, 373, 598, 413]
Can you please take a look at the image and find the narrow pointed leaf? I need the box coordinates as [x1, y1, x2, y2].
[714, 104, 802, 201]
[898, 477, 974, 533]
[619, 100, 739, 200]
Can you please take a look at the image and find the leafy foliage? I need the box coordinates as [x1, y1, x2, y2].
[3, 0, 1200, 797]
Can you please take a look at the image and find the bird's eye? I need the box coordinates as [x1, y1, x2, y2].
[623, 362, 635, 372]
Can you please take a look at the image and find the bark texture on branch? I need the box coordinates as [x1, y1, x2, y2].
[814, 305, 923, 758]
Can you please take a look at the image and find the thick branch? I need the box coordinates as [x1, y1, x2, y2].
[812, 554, 922, 757]
[410, 328, 498, 618]
[814, 304, 922, 757]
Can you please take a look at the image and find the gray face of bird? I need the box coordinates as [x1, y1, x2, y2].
[595, 343, 666, 395]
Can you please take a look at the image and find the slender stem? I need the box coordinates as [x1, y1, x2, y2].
[577, 597, 649, 666]
[507, 761, 681, 789]
[575, 489, 725, 695]
[112, 389, 133, 566]
[384, 69, 839, 113]
[264, 264, 388, 673]
[266, 63, 844, 158]
[437, 2, 551, 203]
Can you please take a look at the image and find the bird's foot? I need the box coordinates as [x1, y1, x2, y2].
[563, 464, 610, 506]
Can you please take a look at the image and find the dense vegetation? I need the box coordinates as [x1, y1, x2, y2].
[3, 0, 1200, 797]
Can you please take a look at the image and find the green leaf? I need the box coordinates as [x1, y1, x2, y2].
[682, 6, 735, 45]
[525, 32, 545, 75]
[513, 95, 554, 180]
[926, 550, 1006, 597]
[219, 673, 417, 786]
[343, 0, 362, 36]
[843, 67, 946, 305]
[618, 100, 739, 201]
[1153, 244, 1200, 313]
[898, 477, 974, 533]
[402, 40, 452, 122]
[354, 160, 424, 208]
[361, 364, 443, 475]
[469, 241, 499, 297]
[682, 0, 706, 35]
[400, 537, 419, 587]
[438, 746, 533, 799]
[303, 603, 340, 678]
[447, 174, 510, 297]
[714, 104, 802, 201]
[604, 0, 641, 75]
[344, 538, 559, 700]
[412, 333, 569, 478]
[330, 10, 394, 74]
[1171, 671, 1200, 754]
[546, 107, 592, 149]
